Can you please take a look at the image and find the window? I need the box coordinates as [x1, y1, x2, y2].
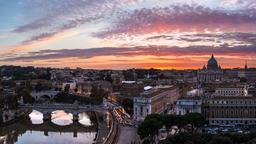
[140, 106, 143, 116]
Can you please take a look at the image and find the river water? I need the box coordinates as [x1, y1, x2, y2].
[0, 110, 98, 144]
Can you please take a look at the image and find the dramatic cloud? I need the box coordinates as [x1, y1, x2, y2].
[1, 0, 256, 69]
[2, 45, 256, 62]
[13, 0, 135, 44]
[95, 5, 256, 38]
[145, 32, 256, 46]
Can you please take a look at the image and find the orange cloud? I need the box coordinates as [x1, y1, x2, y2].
[1, 29, 81, 55]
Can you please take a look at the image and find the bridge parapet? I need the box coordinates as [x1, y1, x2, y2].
[18, 103, 106, 115]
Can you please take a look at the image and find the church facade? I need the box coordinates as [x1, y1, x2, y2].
[197, 54, 223, 83]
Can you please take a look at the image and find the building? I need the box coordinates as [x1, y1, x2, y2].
[133, 85, 180, 121]
[215, 86, 248, 97]
[119, 81, 144, 98]
[206, 96, 256, 127]
[175, 97, 202, 115]
[62, 81, 76, 91]
[248, 86, 256, 96]
[238, 61, 256, 82]
[197, 54, 223, 83]
[76, 82, 92, 96]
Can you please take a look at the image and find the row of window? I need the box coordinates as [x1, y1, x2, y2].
[211, 120, 256, 124]
[210, 106, 256, 109]
[218, 91, 244, 93]
[210, 110, 256, 118]
[210, 100, 256, 105]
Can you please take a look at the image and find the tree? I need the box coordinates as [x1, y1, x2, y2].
[121, 98, 133, 115]
[137, 114, 163, 143]
[90, 85, 108, 105]
[184, 113, 205, 133]
[17, 87, 34, 104]
[174, 115, 186, 134]
[138, 118, 163, 143]
[162, 114, 177, 134]
[160, 132, 207, 144]
[105, 74, 113, 83]
[2, 94, 18, 109]
[144, 113, 162, 122]
[247, 138, 256, 144]
[160, 132, 193, 144]
[208, 136, 233, 144]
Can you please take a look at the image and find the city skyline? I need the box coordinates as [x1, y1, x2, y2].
[0, 0, 256, 69]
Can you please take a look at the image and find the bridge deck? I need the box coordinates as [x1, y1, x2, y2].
[18, 104, 105, 113]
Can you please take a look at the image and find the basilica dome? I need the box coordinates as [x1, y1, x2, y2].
[207, 54, 219, 70]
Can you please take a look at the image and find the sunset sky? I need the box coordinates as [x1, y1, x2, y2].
[0, 0, 255, 69]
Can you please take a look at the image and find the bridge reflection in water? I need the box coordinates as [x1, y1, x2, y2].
[0, 110, 99, 144]
[29, 110, 95, 126]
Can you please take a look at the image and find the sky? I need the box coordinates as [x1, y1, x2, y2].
[0, 0, 255, 70]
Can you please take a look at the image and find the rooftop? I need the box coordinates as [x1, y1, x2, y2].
[140, 85, 176, 98]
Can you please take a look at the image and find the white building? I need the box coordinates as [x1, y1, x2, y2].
[187, 89, 204, 97]
[175, 97, 202, 115]
[133, 85, 180, 121]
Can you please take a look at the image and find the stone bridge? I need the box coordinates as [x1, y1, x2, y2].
[18, 103, 106, 121]
[0, 119, 98, 137]
[30, 90, 59, 101]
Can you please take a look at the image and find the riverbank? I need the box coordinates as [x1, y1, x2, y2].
[0, 109, 31, 127]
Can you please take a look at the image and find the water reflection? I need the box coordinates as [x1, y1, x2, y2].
[51, 110, 73, 126]
[16, 131, 96, 144]
[0, 110, 98, 144]
[29, 110, 94, 126]
[79, 112, 92, 126]
[29, 110, 44, 124]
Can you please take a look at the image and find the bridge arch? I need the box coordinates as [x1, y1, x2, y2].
[21, 103, 105, 126]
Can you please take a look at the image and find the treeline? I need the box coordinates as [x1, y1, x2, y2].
[138, 113, 256, 144]
[161, 132, 256, 144]
[138, 113, 205, 143]
[55, 85, 108, 105]
[0, 66, 51, 80]
[0, 87, 35, 109]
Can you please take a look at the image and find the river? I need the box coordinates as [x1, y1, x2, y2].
[0, 110, 99, 144]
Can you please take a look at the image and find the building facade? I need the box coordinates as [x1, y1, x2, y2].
[206, 96, 256, 127]
[197, 54, 223, 83]
[133, 85, 180, 121]
[175, 97, 202, 115]
[215, 86, 248, 97]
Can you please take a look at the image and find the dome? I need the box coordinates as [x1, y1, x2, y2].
[207, 54, 219, 70]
